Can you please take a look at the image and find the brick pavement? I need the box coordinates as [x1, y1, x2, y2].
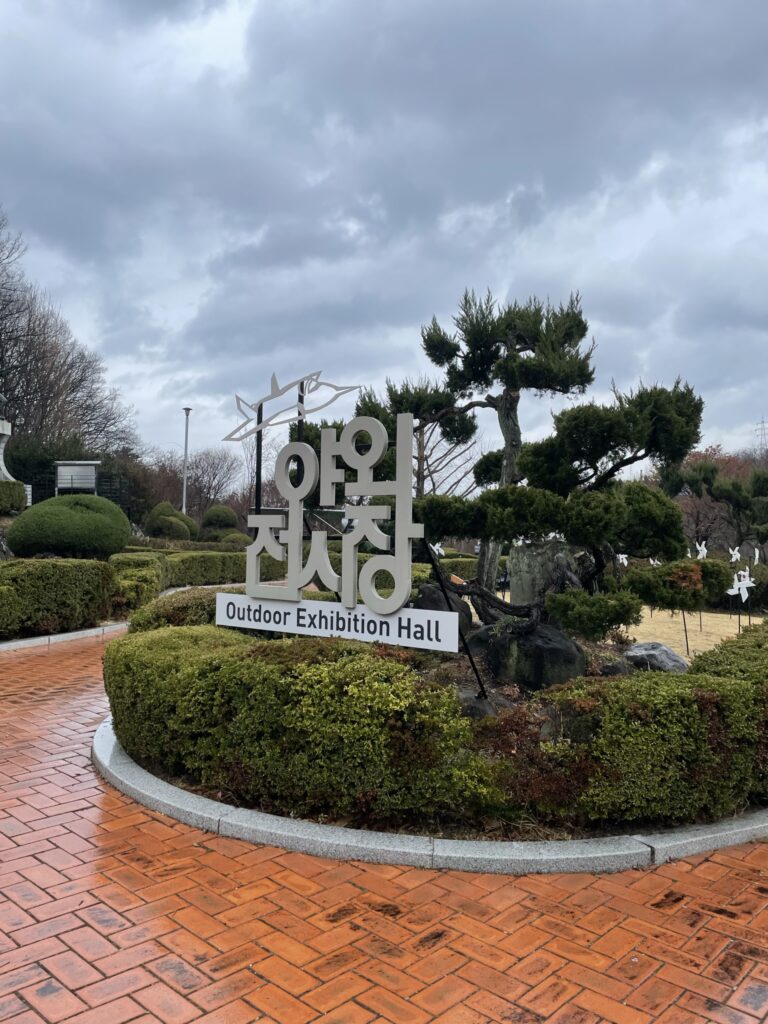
[1, 638, 768, 1023]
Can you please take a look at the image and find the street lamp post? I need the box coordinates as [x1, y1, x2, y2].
[181, 407, 192, 514]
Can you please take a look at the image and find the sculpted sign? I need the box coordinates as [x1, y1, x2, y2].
[217, 392, 458, 652]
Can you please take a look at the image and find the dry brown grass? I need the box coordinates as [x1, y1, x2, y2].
[630, 605, 763, 661]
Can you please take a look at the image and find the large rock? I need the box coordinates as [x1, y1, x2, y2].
[624, 642, 687, 674]
[485, 622, 586, 692]
[412, 583, 472, 634]
[505, 540, 590, 606]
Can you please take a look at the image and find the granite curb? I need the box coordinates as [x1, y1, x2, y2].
[84, 718, 728, 874]
[0, 622, 128, 654]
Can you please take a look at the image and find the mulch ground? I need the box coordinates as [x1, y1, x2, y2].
[1, 637, 768, 1023]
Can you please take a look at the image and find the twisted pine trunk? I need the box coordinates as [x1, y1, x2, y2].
[477, 388, 521, 592]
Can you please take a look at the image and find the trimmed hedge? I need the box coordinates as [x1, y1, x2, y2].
[0, 559, 115, 638]
[439, 556, 478, 579]
[164, 551, 247, 587]
[0, 584, 22, 637]
[104, 609, 768, 828]
[548, 672, 759, 822]
[6, 495, 130, 559]
[109, 553, 169, 614]
[104, 627, 492, 820]
[0, 481, 26, 515]
[129, 586, 245, 632]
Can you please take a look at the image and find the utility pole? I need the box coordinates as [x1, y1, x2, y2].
[181, 407, 192, 514]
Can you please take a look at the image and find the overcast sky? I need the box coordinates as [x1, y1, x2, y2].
[1, 0, 767, 459]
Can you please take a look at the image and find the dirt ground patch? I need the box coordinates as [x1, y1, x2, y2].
[630, 604, 763, 661]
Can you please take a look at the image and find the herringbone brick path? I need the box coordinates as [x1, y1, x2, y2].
[1, 640, 768, 1023]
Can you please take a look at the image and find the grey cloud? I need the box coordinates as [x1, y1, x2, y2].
[1, 0, 767, 449]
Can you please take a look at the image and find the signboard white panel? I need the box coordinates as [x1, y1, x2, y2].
[216, 593, 459, 653]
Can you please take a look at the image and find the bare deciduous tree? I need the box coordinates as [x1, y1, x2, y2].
[417, 422, 483, 499]
[0, 207, 138, 455]
[186, 446, 242, 517]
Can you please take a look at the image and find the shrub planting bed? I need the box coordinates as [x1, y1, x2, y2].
[103, 617, 768, 832]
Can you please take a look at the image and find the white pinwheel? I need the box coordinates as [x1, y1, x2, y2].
[727, 569, 756, 604]
[729, 546, 740, 564]
[616, 553, 628, 567]
[756, 547, 761, 565]
[649, 557, 661, 567]
[695, 541, 708, 560]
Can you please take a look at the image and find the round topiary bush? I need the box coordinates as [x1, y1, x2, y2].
[7, 495, 131, 559]
[202, 504, 238, 530]
[158, 515, 190, 541]
[145, 501, 199, 540]
[104, 626, 493, 821]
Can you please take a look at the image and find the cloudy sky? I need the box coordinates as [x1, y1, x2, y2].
[1, 0, 767, 458]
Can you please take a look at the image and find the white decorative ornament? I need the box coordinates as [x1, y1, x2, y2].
[687, 548, 691, 559]
[729, 546, 740, 564]
[616, 553, 628, 567]
[695, 541, 708, 560]
[755, 547, 760, 565]
[430, 543, 445, 559]
[224, 371, 361, 441]
[649, 557, 661, 567]
[727, 569, 756, 604]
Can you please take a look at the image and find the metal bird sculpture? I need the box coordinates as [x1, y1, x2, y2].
[224, 371, 361, 442]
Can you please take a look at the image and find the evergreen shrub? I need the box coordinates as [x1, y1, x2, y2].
[157, 516, 190, 541]
[0, 584, 22, 637]
[6, 495, 130, 559]
[545, 589, 642, 641]
[0, 559, 115, 638]
[130, 585, 245, 632]
[109, 553, 169, 614]
[104, 627, 492, 820]
[202, 504, 238, 530]
[439, 557, 478, 579]
[145, 501, 199, 540]
[0, 481, 26, 515]
[549, 672, 760, 822]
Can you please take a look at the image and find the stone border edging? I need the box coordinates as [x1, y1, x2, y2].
[92, 718, 768, 873]
[0, 622, 128, 654]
